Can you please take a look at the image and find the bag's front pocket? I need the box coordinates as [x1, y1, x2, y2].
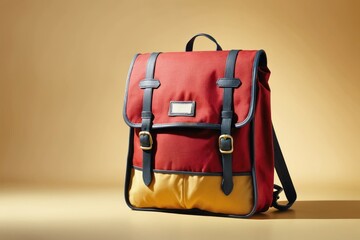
[128, 168, 254, 216]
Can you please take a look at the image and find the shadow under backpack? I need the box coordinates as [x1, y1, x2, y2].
[122, 33, 297, 218]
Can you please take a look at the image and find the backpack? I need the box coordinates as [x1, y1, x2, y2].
[123, 33, 297, 217]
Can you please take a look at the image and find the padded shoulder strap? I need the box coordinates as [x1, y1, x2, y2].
[272, 125, 297, 210]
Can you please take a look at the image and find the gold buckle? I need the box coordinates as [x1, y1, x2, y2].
[139, 131, 153, 150]
[218, 134, 234, 154]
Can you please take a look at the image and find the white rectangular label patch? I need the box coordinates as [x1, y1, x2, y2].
[169, 101, 195, 117]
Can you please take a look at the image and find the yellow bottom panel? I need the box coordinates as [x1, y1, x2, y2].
[128, 169, 254, 215]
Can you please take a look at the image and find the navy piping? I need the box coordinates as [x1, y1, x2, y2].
[132, 166, 251, 176]
[235, 50, 265, 128]
[123, 122, 221, 130]
[122, 53, 140, 125]
[124, 128, 135, 209]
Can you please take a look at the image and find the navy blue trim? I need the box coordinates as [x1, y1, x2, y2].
[234, 50, 266, 128]
[132, 166, 251, 176]
[124, 122, 220, 129]
[124, 128, 135, 209]
[123, 50, 267, 130]
[123, 53, 139, 126]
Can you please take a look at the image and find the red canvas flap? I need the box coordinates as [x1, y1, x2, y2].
[123, 50, 268, 129]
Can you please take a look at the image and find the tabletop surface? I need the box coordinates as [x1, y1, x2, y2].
[0, 187, 359, 240]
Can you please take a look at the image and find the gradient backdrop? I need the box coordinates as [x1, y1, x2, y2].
[0, 0, 359, 201]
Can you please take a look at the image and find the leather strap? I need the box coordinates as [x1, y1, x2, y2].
[218, 50, 241, 195]
[272, 126, 297, 210]
[140, 52, 160, 186]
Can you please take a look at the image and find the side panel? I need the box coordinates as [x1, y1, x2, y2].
[254, 63, 274, 212]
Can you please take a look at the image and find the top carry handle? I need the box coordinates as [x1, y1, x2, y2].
[185, 33, 223, 52]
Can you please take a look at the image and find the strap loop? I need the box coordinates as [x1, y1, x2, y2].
[139, 79, 161, 89]
[221, 111, 233, 119]
[141, 111, 152, 119]
[217, 78, 241, 88]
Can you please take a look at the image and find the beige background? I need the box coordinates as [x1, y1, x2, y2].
[1, 1, 360, 239]
[1, 0, 359, 194]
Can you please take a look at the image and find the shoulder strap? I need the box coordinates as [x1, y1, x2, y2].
[272, 125, 297, 210]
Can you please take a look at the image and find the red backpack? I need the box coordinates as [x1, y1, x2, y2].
[123, 33, 297, 217]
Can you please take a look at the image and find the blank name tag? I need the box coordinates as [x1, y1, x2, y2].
[168, 101, 195, 117]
